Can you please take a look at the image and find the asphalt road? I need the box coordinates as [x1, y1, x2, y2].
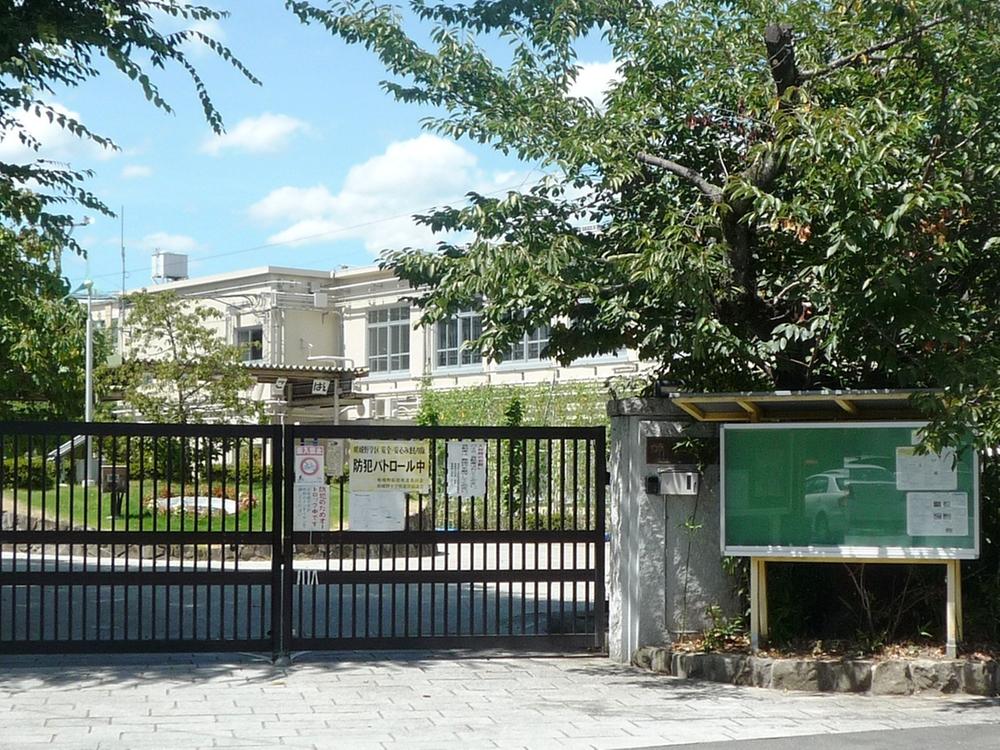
[656, 722, 1000, 749]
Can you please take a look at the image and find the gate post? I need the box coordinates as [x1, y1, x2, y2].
[280, 424, 296, 657]
[607, 398, 736, 662]
[270, 425, 285, 660]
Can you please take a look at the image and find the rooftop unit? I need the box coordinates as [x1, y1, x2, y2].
[151, 251, 189, 282]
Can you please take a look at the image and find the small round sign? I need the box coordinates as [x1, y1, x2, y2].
[299, 457, 321, 477]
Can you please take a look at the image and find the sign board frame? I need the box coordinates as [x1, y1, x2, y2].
[720, 421, 980, 561]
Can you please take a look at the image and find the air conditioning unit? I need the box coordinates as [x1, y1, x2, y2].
[373, 397, 394, 419]
[313, 292, 329, 309]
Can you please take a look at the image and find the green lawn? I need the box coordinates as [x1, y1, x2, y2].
[11, 481, 350, 532]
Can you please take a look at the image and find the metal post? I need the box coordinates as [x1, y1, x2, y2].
[84, 281, 94, 484]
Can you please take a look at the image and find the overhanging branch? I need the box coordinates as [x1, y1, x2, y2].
[800, 16, 949, 81]
[637, 152, 723, 202]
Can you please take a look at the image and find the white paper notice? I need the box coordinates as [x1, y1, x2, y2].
[293, 483, 330, 531]
[349, 491, 406, 531]
[446, 441, 488, 499]
[906, 492, 968, 537]
[895, 446, 958, 491]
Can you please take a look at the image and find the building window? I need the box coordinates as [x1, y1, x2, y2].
[367, 306, 410, 373]
[436, 311, 482, 368]
[236, 325, 263, 362]
[505, 323, 550, 362]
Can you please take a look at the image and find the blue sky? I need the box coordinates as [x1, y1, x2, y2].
[1, 3, 616, 293]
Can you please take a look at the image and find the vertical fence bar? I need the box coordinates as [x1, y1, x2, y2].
[272, 426, 285, 657]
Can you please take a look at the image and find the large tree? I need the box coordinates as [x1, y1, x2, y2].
[1, 3, 254, 418]
[0, 226, 92, 420]
[108, 291, 260, 423]
[292, 0, 1000, 447]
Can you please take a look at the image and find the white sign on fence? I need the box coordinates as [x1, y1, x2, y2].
[295, 444, 325, 483]
[293, 483, 329, 531]
[349, 491, 407, 531]
[349, 440, 430, 493]
[446, 441, 488, 499]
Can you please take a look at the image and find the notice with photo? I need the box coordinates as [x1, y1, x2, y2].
[906, 492, 968, 537]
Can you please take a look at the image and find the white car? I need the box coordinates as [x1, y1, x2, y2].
[803, 470, 851, 542]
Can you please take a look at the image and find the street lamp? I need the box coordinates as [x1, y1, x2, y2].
[56, 217, 93, 279]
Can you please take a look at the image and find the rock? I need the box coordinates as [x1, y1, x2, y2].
[751, 657, 773, 688]
[911, 660, 961, 694]
[816, 660, 871, 693]
[960, 661, 996, 696]
[871, 661, 913, 695]
[631, 646, 654, 669]
[650, 647, 672, 674]
[770, 660, 820, 692]
[671, 652, 696, 679]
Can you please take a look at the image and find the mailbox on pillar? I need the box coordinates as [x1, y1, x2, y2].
[645, 435, 699, 496]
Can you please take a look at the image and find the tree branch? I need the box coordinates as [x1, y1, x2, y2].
[800, 16, 949, 81]
[637, 152, 723, 202]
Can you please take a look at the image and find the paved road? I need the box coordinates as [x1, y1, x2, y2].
[1, 652, 999, 749]
[659, 723, 1000, 750]
[0, 544, 600, 643]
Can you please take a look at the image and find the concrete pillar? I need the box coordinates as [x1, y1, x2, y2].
[607, 398, 737, 662]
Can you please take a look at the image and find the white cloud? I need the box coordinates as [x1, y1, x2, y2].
[249, 134, 524, 253]
[201, 112, 308, 156]
[569, 60, 622, 106]
[0, 102, 116, 164]
[121, 164, 153, 180]
[139, 232, 200, 254]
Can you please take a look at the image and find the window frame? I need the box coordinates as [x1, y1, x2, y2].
[235, 324, 264, 363]
[366, 305, 411, 375]
[435, 309, 483, 370]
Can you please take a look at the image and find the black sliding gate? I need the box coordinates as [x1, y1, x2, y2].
[0, 422, 605, 655]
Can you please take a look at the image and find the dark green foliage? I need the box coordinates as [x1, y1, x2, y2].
[0, 455, 57, 491]
[0, 228, 91, 420]
[965, 458, 1000, 642]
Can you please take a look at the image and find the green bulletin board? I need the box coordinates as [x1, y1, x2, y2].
[721, 422, 979, 559]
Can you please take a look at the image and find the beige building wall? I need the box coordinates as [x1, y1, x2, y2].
[91, 260, 648, 423]
[329, 265, 647, 421]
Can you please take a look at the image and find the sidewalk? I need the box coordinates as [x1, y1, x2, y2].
[1, 651, 999, 749]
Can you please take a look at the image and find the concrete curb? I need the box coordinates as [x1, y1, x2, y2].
[632, 646, 999, 696]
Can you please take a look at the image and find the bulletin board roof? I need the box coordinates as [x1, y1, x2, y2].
[670, 389, 934, 423]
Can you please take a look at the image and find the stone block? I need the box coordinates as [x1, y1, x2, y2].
[751, 657, 773, 688]
[910, 660, 961, 694]
[671, 653, 696, 679]
[816, 660, 871, 693]
[650, 647, 672, 674]
[769, 660, 820, 692]
[871, 661, 913, 695]
[631, 647, 654, 670]
[960, 661, 996, 696]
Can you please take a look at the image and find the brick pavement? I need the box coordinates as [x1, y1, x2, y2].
[0, 652, 999, 749]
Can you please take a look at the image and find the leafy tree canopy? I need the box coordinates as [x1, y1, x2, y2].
[293, 0, 1000, 447]
[0, 2, 254, 419]
[106, 291, 260, 424]
[0, 226, 94, 420]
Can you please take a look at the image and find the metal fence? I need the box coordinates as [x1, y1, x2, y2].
[0, 421, 605, 655]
